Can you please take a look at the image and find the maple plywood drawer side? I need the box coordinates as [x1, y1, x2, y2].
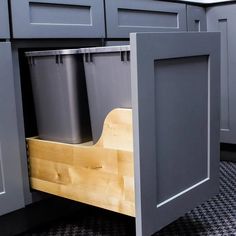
[27, 109, 135, 217]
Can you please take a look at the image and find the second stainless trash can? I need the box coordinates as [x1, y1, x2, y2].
[78, 46, 132, 143]
[26, 49, 91, 144]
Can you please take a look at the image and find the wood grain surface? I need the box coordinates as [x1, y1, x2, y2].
[27, 109, 135, 216]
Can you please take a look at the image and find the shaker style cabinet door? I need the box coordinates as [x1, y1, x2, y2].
[105, 0, 187, 38]
[10, 0, 105, 38]
[0, 0, 10, 38]
[0, 43, 25, 215]
[187, 5, 207, 31]
[130, 32, 220, 236]
[207, 5, 236, 144]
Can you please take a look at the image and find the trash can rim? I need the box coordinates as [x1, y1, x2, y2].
[25, 46, 130, 57]
[25, 49, 80, 57]
[77, 45, 130, 54]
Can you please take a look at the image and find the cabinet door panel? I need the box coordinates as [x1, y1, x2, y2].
[187, 5, 207, 31]
[0, 43, 25, 215]
[0, 0, 10, 38]
[207, 5, 236, 143]
[105, 0, 187, 38]
[10, 0, 105, 38]
[130, 32, 220, 236]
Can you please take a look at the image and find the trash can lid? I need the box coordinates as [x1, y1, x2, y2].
[78, 45, 130, 54]
[25, 49, 80, 57]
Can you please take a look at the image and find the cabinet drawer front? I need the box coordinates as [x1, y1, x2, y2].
[131, 32, 220, 236]
[187, 5, 207, 32]
[10, 0, 105, 38]
[0, 0, 10, 38]
[105, 0, 187, 38]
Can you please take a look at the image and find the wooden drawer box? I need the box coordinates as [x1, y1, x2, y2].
[27, 109, 135, 217]
[10, 0, 105, 38]
[187, 5, 207, 32]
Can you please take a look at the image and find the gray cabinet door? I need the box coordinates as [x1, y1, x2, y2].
[0, 42, 25, 215]
[0, 0, 10, 38]
[10, 0, 105, 38]
[187, 5, 207, 31]
[130, 32, 220, 236]
[105, 0, 187, 38]
[207, 5, 236, 144]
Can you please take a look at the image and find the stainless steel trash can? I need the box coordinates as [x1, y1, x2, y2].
[78, 46, 131, 143]
[26, 49, 91, 144]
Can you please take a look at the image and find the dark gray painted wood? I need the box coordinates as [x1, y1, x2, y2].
[10, 0, 105, 38]
[0, 0, 10, 38]
[187, 5, 207, 31]
[104, 41, 129, 46]
[0, 42, 25, 216]
[0, 157, 3, 193]
[130, 32, 220, 236]
[105, 0, 187, 38]
[207, 5, 236, 144]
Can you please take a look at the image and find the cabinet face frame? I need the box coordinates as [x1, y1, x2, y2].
[105, 0, 187, 38]
[187, 5, 207, 31]
[207, 4, 236, 144]
[10, 0, 105, 38]
[130, 32, 220, 236]
[0, 42, 25, 215]
[0, 0, 10, 38]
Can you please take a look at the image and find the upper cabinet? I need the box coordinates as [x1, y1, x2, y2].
[187, 5, 207, 31]
[10, 0, 105, 38]
[0, 0, 10, 38]
[105, 0, 187, 38]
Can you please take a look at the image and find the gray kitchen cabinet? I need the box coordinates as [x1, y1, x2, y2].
[105, 0, 187, 38]
[16, 32, 220, 236]
[0, 42, 25, 216]
[131, 32, 220, 236]
[10, 0, 105, 38]
[0, 0, 10, 38]
[207, 4, 236, 144]
[0, 0, 222, 234]
[187, 5, 207, 31]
